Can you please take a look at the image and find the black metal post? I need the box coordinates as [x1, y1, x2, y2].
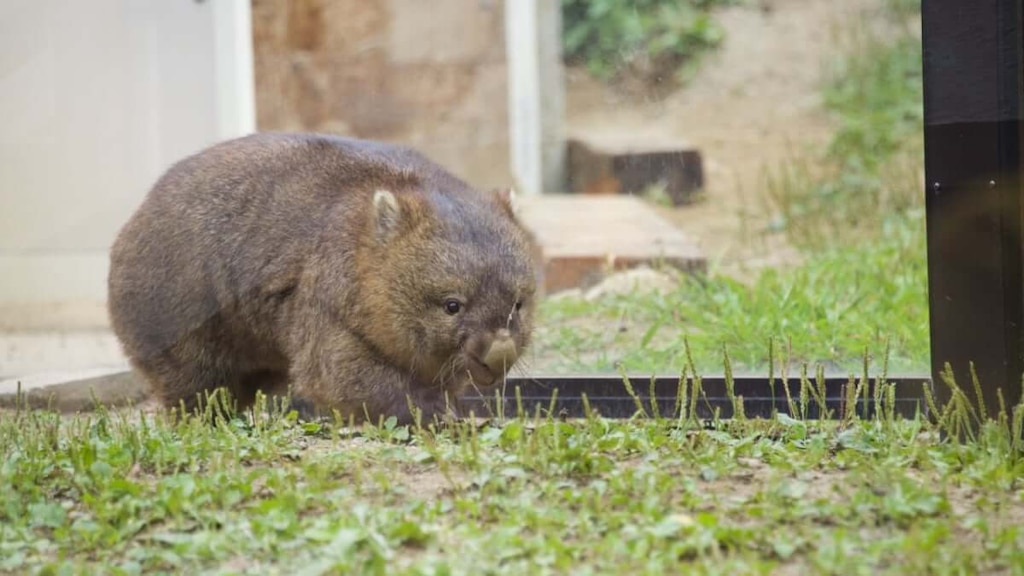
[923, 0, 1024, 416]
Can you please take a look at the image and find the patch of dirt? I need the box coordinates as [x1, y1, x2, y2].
[565, 0, 881, 279]
[698, 459, 859, 509]
[395, 464, 468, 500]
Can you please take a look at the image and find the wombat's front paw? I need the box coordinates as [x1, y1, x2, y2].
[286, 395, 321, 421]
[404, 393, 464, 428]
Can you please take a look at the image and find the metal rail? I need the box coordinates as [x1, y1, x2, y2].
[462, 374, 932, 420]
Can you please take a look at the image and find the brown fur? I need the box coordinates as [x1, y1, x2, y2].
[107, 132, 537, 424]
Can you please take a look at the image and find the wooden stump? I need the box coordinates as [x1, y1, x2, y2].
[566, 135, 704, 206]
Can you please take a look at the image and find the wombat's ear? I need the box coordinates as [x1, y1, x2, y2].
[372, 189, 403, 240]
[492, 187, 519, 219]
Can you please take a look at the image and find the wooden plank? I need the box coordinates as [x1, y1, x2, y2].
[516, 195, 706, 293]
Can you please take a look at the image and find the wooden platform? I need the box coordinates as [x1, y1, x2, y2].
[516, 195, 706, 294]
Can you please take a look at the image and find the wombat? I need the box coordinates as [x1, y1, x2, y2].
[107, 132, 538, 425]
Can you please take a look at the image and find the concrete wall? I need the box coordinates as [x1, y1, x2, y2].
[251, 0, 512, 191]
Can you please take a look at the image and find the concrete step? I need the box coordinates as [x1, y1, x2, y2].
[0, 331, 126, 379]
[0, 368, 146, 412]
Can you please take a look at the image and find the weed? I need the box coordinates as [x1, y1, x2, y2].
[764, 4, 924, 251]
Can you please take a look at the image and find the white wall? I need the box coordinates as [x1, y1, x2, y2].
[0, 0, 254, 323]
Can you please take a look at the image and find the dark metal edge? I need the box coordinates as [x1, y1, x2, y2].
[461, 374, 932, 420]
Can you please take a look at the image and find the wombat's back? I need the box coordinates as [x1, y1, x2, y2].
[106, 132, 475, 363]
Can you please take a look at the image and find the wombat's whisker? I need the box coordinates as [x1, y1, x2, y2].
[432, 356, 457, 389]
[509, 358, 534, 377]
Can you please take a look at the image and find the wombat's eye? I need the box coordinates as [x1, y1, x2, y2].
[443, 299, 462, 315]
[514, 300, 523, 312]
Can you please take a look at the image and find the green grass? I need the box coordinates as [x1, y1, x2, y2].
[2, 375, 1023, 575]
[532, 209, 927, 376]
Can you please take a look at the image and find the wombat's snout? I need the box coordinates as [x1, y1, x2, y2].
[482, 328, 519, 375]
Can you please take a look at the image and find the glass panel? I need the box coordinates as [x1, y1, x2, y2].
[0, 0, 928, 402]
[530, 0, 927, 380]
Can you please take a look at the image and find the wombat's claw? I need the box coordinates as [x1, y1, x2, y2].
[409, 401, 461, 430]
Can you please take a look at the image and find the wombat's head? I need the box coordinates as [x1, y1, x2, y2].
[360, 186, 538, 392]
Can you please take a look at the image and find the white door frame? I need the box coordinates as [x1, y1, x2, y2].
[504, 0, 565, 196]
[213, 0, 257, 140]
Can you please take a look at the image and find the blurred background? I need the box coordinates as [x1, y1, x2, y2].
[0, 0, 926, 383]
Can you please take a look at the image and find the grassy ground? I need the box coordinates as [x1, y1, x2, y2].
[2, 380, 1023, 575]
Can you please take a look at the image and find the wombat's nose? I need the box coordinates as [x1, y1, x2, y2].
[483, 329, 518, 374]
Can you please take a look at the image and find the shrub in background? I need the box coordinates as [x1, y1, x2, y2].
[561, 0, 739, 88]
